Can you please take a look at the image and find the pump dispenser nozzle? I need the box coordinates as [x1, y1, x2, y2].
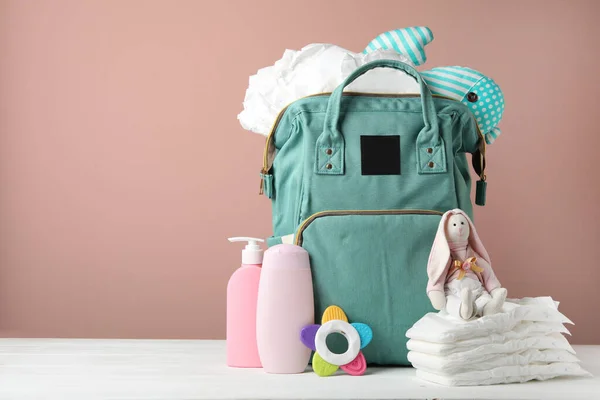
[228, 237, 265, 265]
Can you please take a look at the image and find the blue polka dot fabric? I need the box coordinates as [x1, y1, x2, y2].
[421, 67, 505, 145]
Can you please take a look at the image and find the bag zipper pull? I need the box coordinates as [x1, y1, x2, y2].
[259, 169, 274, 198]
[259, 176, 264, 195]
[475, 176, 487, 206]
[259, 168, 266, 195]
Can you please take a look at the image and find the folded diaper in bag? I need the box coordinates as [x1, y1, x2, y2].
[406, 297, 591, 386]
[238, 27, 434, 135]
[238, 45, 418, 135]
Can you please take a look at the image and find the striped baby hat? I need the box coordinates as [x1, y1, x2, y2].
[363, 27, 434, 66]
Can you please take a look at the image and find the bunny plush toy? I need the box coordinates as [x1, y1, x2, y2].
[427, 209, 507, 320]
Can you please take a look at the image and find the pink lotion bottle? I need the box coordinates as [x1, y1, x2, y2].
[226, 237, 264, 368]
[256, 244, 314, 374]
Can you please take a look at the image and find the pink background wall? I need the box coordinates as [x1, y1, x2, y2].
[1, 0, 599, 342]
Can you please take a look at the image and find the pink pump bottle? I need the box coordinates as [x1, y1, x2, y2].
[226, 237, 264, 368]
[256, 244, 314, 374]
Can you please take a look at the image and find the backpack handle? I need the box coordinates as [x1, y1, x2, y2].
[315, 59, 446, 175]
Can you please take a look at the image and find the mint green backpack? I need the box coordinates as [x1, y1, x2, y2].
[259, 60, 487, 365]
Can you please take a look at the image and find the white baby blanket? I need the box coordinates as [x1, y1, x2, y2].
[238, 44, 420, 136]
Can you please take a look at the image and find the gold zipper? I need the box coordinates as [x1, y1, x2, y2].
[294, 209, 443, 246]
[259, 92, 486, 194]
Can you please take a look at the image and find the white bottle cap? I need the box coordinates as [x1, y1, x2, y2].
[228, 237, 265, 265]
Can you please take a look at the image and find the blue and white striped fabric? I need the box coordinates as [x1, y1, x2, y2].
[363, 27, 434, 66]
[421, 67, 485, 100]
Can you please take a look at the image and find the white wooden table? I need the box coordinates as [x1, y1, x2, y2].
[0, 339, 597, 400]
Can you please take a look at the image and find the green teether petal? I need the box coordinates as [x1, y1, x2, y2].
[312, 352, 338, 377]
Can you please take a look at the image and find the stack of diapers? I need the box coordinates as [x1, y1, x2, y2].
[406, 297, 591, 386]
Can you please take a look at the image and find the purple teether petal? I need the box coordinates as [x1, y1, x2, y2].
[300, 324, 320, 351]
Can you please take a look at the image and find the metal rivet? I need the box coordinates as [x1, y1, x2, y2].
[325, 148, 333, 155]
[326, 163, 333, 170]
[428, 162, 435, 168]
[426, 148, 433, 154]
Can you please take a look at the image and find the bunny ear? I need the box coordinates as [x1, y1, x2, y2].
[457, 210, 492, 267]
[485, 127, 501, 145]
[363, 27, 434, 66]
[426, 210, 454, 293]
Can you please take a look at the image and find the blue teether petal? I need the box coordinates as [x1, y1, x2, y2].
[351, 323, 373, 349]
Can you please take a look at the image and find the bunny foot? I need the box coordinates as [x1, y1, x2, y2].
[459, 288, 474, 320]
[483, 288, 507, 316]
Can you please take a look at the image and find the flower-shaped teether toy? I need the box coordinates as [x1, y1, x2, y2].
[300, 305, 373, 377]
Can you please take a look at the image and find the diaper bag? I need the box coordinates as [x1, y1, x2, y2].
[259, 59, 487, 365]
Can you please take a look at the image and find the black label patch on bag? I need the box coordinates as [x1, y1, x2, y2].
[360, 135, 401, 175]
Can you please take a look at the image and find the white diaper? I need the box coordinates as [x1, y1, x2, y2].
[415, 363, 591, 386]
[408, 348, 580, 375]
[406, 297, 573, 344]
[407, 332, 575, 357]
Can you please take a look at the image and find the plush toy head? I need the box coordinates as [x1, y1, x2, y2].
[427, 209, 492, 292]
[445, 213, 470, 243]
[432, 209, 489, 258]
[421, 67, 505, 145]
[363, 27, 434, 66]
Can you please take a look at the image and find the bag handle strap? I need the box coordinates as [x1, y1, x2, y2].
[315, 59, 446, 175]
